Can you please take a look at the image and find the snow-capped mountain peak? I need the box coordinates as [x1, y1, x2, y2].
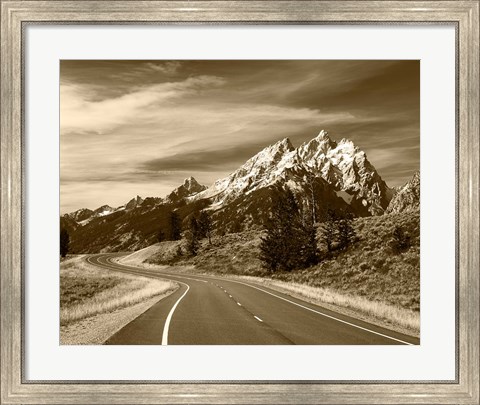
[93, 205, 115, 216]
[167, 176, 207, 202]
[64, 208, 94, 222]
[125, 196, 144, 210]
[241, 137, 294, 173]
[183, 176, 203, 191]
[386, 171, 420, 214]
[194, 130, 392, 216]
[192, 138, 296, 204]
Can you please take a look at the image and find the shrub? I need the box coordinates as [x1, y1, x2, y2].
[389, 226, 411, 253]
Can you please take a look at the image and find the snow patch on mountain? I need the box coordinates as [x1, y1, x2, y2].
[386, 171, 420, 214]
[167, 176, 207, 202]
[125, 196, 144, 210]
[194, 130, 392, 215]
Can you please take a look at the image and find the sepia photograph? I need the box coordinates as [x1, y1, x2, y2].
[59, 60, 420, 345]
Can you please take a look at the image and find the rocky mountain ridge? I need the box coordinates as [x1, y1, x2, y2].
[193, 130, 392, 216]
[61, 130, 419, 253]
[386, 171, 420, 214]
[167, 176, 207, 203]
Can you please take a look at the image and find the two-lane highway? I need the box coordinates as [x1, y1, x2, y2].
[87, 254, 419, 345]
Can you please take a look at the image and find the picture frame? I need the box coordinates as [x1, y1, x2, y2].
[1, 1, 478, 404]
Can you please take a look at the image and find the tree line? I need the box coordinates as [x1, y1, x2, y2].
[157, 210, 213, 256]
[59, 188, 409, 265]
[259, 188, 356, 272]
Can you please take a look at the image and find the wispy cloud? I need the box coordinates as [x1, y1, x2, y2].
[60, 60, 419, 213]
[61, 75, 225, 134]
[144, 61, 182, 75]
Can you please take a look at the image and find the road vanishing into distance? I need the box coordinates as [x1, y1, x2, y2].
[86, 254, 419, 345]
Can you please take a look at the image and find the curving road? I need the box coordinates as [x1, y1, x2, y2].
[86, 254, 419, 345]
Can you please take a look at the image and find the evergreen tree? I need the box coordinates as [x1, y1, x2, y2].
[319, 209, 338, 254]
[168, 211, 182, 241]
[337, 213, 356, 250]
[60, 228, 70, 258]
[185, 216, 200, 256]
[197, 210, 213, 244]
[157, 228, 165, 243]
[303, 172, 319, 224]
[260, 188, 319, 272]
[298, 210, 320, 267]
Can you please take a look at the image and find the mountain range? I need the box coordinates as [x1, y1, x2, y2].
[61, 131, 420, 253]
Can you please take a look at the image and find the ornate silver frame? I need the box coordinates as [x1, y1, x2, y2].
[1, 1, 478, 404]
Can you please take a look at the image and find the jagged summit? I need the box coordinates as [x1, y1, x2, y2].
[167, 176, 207, 202]
[386, 171, 420, 214]
[183, 176, 202, 190]
[317, 129, 329, 140]
[274, 137, 294, 150]
[125, 195, 144, 210]
[64, 208, 94, 222]
[93, 205, 115, 215]
[243, 137, 294, 170]
[194, 130, 391, 215]
[60, 130, 420, 253]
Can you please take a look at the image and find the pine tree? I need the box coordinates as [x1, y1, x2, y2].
[168, 211, 182, 241]
[260, 188, 319, 272]
[157, 228, 165, 243]
[197, 210, 213, 244]
[303, 172, 319, 224]
[298, 209, 320, 267]
[60, 228, 70, 258]
[185, 216, 200, 256]
[337, 213, 356, 250]
[319, 209, 338, 254]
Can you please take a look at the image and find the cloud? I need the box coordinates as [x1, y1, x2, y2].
[144, 61, 182, 75]
[141, 145, 266, 173]
[60, 60, 419, 212]
[60, 75, 225, 134]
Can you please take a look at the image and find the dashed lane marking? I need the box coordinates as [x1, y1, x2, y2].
[223, 278, 414, 345]
[88, 254, 414, 346]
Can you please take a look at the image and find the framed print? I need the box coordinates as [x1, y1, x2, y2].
[1, 1, 478, 404]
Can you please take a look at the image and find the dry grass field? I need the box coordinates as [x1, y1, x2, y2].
[141, 210, 420, 334]
[60, 255, 177, 325]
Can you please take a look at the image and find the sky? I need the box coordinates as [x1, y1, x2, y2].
[60, 60, 419, 214]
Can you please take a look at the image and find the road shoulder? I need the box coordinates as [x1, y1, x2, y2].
[60, 291, 175, 345]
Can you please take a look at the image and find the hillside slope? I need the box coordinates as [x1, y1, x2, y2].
[143, 210, 420, 312]
[61, 131, 404, 253]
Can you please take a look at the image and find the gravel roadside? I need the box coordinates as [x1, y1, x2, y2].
[60, 290, 175, 345]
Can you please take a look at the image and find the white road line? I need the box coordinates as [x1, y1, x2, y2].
[162, 283, 190, 345]
[158, 261, 413, 345]
[254, 316, 263, 322]
[224, 279, 413, 345]
[229, 295, 232, 298]
[90, 254, 413, 345]
[86, 255, 191, 346]
[237, 302, 242, 306]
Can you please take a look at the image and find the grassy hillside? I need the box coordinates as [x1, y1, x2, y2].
[145, 210, 420, 313]
[67, 199, 209, 254]
[60, 255, 177, 325]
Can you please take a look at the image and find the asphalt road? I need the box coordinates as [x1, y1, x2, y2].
[86, 254, 419, 345]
